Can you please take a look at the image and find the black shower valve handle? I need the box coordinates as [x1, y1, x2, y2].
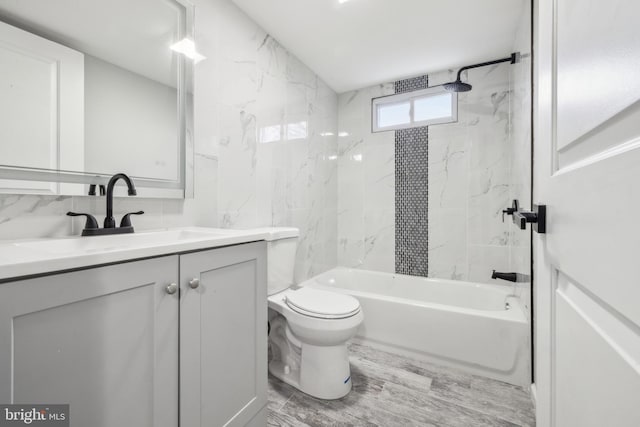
[66, 212, 99, 230]
[502, 200, 547, 233]
[501, 208, 515, 222]
[120, 211, 144, 228]
[502, 200, 519, 222]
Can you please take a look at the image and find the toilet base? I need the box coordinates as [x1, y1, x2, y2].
[269, 341, 352, 400]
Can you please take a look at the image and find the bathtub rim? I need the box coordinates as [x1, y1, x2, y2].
[311, 266, 522, 295]
[300, 267, 528, 323]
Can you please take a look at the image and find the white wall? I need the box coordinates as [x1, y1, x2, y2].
[0, 0, 339, 282]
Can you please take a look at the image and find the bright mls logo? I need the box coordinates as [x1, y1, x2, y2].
[0, 405, 68, 426]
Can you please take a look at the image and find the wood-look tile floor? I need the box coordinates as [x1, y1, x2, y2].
[268, 343, 535, 427]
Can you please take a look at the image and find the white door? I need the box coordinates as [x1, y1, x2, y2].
[534, 0, 640, 426]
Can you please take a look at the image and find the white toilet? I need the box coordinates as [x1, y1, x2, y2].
[264, 227, 364, 400]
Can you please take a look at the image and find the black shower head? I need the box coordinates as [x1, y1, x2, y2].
[442, 52, 519, 93]
[443, 79, 472, 93]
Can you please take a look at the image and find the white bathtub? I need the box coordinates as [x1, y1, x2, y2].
[301, 267, 530, 387]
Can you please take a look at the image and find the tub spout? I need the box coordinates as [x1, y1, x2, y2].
[491, 270, 518, 282]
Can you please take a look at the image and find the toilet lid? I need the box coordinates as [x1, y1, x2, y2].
[285, 288, 361, 319]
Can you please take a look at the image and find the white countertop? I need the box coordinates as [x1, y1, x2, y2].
[0, 227, 272, 281]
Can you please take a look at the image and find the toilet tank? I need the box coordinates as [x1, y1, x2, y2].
[262, 227, 299, 295]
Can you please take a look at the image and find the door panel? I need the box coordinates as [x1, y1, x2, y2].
[546, 147, 640, 326]
[180, 242, 267, 427]
[555, 273, 640, 426]
[0, 20, 84, 194]
[555, 0, 640, 151]
[200, 260, 259, 426]
[548, 0, 640, 326]
[0, 256, 179, 427]
[534, 0, 640, 425]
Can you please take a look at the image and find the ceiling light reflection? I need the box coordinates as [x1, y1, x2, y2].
[170, 38, 206, 63]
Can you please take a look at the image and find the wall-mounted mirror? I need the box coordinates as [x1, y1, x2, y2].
[0, 0, 194, 198]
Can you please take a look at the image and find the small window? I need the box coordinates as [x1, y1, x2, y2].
[377, 100, 411, 128]
[372, 86, 457, 132]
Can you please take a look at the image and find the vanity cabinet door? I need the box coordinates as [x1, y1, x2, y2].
[180, 242, 267, 427]
[0, 256, 179, 427]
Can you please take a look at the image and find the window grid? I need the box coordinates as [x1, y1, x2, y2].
[372, 86, 457, 132]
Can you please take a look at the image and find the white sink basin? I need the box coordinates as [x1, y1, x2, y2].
[13, 228, 235, 255]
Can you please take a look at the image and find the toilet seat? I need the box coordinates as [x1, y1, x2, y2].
[285, 287, 361, 319]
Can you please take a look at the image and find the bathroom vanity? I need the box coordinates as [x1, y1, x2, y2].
[0, 228, 268, 427]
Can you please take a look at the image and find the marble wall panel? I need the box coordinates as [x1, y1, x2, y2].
[337, 84, 395, 272]
[338, 65, 518, 284]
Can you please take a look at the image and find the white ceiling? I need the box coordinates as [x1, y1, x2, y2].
[0, 0, 183, 87]
[232, 0, 528, 93]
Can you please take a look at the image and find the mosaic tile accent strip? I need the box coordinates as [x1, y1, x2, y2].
[394, 75, 428, 94]
[395, 75, 429, 277]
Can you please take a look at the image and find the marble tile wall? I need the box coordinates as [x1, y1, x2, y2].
[338, 60, 530, 287]
[337, 68, 509, 282]
[427, 65, 512, 284]
[0, 0, 339, 282]
[209, 0, 339, 282]
[337, 84, 396, 273]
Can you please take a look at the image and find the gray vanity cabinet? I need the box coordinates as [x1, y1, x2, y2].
[0, 242, 267, 427]
[0, 256, 180, 427]
[179, 241, 268, 427]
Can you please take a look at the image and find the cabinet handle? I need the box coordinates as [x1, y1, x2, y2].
[166, 283, 178, 295]
[189, 278, 200, 289]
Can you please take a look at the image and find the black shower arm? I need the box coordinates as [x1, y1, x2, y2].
[455, 53, 517, 81]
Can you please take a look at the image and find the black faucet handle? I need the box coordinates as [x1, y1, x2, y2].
[67, 212, 99, 230]
[87, 184, 106, 196]
[120, 211, 144, 228]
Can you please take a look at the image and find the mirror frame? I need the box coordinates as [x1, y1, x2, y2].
[0, 0, 194, 199]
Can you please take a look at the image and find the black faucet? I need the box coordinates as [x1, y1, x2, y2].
[67, 173, 143, 236]
[104, 173, 137, 228]
[491, 270, 518, 283]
